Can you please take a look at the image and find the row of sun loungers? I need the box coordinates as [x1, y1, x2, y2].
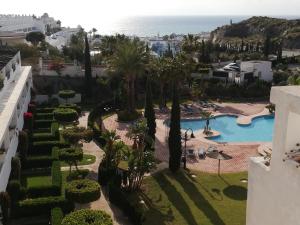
[185, 145, 218, 159]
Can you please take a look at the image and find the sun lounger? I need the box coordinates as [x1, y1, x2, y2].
[198, 148, 206, 159]
[187, 149, 195, 157]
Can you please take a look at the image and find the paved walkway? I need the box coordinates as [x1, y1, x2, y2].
[72, 112, 131, 225]
[103, 102, 268, 174]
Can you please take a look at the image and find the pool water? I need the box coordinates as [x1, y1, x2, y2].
[180, 115, 274, 142]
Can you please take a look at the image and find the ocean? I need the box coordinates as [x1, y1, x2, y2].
[99, 15, 298, 37]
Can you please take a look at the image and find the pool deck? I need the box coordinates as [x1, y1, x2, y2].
[103, 102, 272, 173]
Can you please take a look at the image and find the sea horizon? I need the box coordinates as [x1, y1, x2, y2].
[96, 15, 299, 37]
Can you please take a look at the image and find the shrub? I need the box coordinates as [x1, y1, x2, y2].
[32, 122, 59, 142]
[34, 119, 56, 129]
[15, 196, 74, 217]
[54, 108, 78, 124]
[18, 130, 29, 161]
[59, 104, 81, 114]
[11, 157, 21, 181]
[67, 169, 89, 181]
[65, 179, 100, 203]
[35, 113, 53, 120]
[52, 161, 62, 191]
[26, 185, 60, 198]
[117, 110, 141, 122]
[6, 180, 22, 203]
[24, 112, 33, 132]
[61, 127, 93, 146]
[61, 209, 112, 225]
[36, 107, 55, 113]
[58, 90, 76, 103]
[51, 207, 64, 225]
[30, 141, 69, 155]
[28, 103, 37, 115]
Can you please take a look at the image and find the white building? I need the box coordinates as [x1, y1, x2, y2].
[45, 27, 80, 50]
[0, 45, 32, 191]
[240, 61, 273, 82]
[246, 86, 300, 225]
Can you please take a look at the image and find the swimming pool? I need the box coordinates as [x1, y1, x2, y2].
[180, 115, 274, 142]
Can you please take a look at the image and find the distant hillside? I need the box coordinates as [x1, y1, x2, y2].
[210, 16, 300, 49]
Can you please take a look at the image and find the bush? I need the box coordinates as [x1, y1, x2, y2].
[59, 104, 81, 114]
[52, 161, 62, 191]
[26, 185, 60, 198]
[18, 130, 29, 161]
[32, 122, 59, 142]
[6, 180, 24, 203]
[23, 147, 59, 169]
[117, 110, 141, 122]
[36, 107, 55, 113]
[65, 179, 101, 204]
[59, 148, 83, 163]
[35, 113, 53, 120]
[61, 209, 112, 225]
[67, 169, 89, 181]
[24, 112, 33, 132]
[11, 157, 21, 181]
[54, 108, 78, 123]
[108, 183, 145, 225]
[0, 192, 11, 224]
[29, 141, 69, 155]
[58, 90, 76, 103]
[34, 119, 56, 129]
[51, 207, 64, 225]
[28, 103, 37, 115]
[15, 196, 74, 217]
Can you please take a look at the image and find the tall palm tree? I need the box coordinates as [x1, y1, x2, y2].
[92, 28, 97, 38]
[201, 111, 215, 133]
[109, 38, 147, 113]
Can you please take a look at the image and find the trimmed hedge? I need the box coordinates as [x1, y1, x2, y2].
[53, 108, 78, 123]
[35, 113, 54, 120]
[23, 147, 60, 169]
[59, 104, 81, 114]
[67, 169, 89, 181]
[34, 119, 56, 129]
[29, 141, 69, 155]
[32, 122, 59, 141]
[51, 207, 64, 225]
[59, 148, 83, 163]
[61, 209, 113, 225]
[15, 196, 74, 217]
[108, 183, 145, 225]
[117, 110, 141, 122]
[36, 107, 55, 113]
[26, 185, 60, 198]
[58, 90, 75, 101]
[52, 161, 62, 191]
[65, 179, 100, 204]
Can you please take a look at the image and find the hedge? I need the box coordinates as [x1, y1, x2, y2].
[26, 185, 60, 199]
[6, 180, 26, 203]
[29, 141, 69, 155]
[117, 110, 141, 122]
[18, 130, 29, 161]
[58, 90, 75, 101]
[36, 107, 55, 113]
[59, 148, 83, 163]
[15, 196, 74, 217]
[51, 207, 64, 225]
[65, 179, 100, 204]
[32, 122, 59, 142]
[34, 119, 56, 129]
[67, 169, 89, 181]
[35, 113, 54, 120]
[53, 108, 78, 123]
[23, 147, 60, 169]
[108, 183, 145, 225]
[59, 104, 81, 114]
[61, 209, 113, 225]
[52, 161, 62, 191]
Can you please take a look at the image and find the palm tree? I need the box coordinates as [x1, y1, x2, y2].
[101, 130, 121, 169]
[182, 34, 199, 54]
[92, 28, 97, 38]
[109, 38, 147, 113]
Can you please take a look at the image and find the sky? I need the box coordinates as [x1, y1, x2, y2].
[0, 0, 299, 32]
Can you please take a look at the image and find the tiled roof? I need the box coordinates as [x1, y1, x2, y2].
[0, 45, 18, 71]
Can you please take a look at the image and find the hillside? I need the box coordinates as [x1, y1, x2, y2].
[210, 16, 300, 49]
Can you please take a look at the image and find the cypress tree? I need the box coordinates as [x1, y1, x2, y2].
[264, 35, 271, 58]
[144, 77, 156, 141]
[84, 35, 92, 97]
[168, 83, 182, 172]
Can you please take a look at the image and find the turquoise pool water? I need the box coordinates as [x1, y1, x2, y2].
[180, 115, 274, 142]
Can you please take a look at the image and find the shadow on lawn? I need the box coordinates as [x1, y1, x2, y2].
[223, 185, 247, 201]
[175, 171, 226, 225]
[153, 173, 200, 225]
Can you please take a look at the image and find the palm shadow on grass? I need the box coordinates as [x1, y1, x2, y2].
[223, 185, 247, 201]
[176, 171, 226, 225]
[153, 172, 200, 225]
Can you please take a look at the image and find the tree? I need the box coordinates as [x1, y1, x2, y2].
[26, 32, 45, 46]
[59, 148, 83, 172]
[109, 38, 146, 113]
[264, 35, 271, 58]
[85, 35, 92, 97]
[61, 126, 93, 148]
[92, 28, 97, 38]
[11, 157, 21, 181]
[144, 77, 156, 141]
[287, 74, 300, 85]
[168, 83, 182, 172]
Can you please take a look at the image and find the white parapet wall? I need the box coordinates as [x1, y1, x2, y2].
[246, 86, 300, 225]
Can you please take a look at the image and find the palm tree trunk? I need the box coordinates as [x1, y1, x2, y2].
[130, 79, 135, 112]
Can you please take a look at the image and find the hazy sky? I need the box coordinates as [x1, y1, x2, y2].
[1, 0, 299, 31]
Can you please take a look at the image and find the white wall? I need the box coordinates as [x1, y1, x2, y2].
[246, 86, 300, 225]
[241, 61, 273, 82]
[35, 93, 81, 104]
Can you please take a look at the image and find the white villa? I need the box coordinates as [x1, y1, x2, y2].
[246, 86, 300, 225]
[211, 61, 273, 84]
[0, 45, 32, 191]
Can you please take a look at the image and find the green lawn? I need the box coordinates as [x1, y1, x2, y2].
[25, 175, 52, 188]
[129, 170, 247, 225]
[60, 154, 96, 167]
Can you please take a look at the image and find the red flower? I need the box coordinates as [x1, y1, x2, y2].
[24, 112, 33, 119]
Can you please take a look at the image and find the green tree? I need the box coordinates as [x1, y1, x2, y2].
[264, 34, 271, 58]
[201, 111, 215, 134]
[287, 74, 300, 85]
[26, 32, 45, 46]
[168, 83, 182, 172]
[144, 77, 156, 140]
[109, 38, 146, 113]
